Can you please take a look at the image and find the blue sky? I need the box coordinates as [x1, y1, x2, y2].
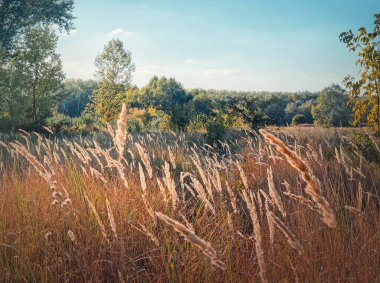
[57, 0, 379, 91]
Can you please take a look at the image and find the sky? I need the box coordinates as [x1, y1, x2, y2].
[56, 0, 379, 92]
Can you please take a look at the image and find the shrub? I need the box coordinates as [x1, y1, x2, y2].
[45, 113, 73, 132]
[292, 114, 307, 125]
[353, 132, 380, 164]
[205, 115, 226, 145]
[126, 118, 142, 133]
[188, 114, 209, 132]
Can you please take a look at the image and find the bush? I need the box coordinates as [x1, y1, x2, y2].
[188, 114, 208, 132]
[126, 118, 142, 133]
[292, 114, 307, 125]
[45, 113, 73, 132]
[205, 115, 226, 145]
[353, 132, 380, 163]
[73, 111, 102, 133]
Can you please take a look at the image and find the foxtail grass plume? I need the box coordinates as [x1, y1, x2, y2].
[242, 190, 268, 283]
[115, 103, 127, 158]
[259, 129, 337, 228]
[156, 212, 226, 270]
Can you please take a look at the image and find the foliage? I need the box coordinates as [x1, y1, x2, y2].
[292, 114, 307, 125]
[73, 108, 102, 133]
[58, 79, 98, 117]
[139, 76, 193, 131]
[92, 39, 135, 123]
[92, 81, 127, 123]
[226, 96, 270, 129]
[340, 13, 380, 129]
[0, 46, 29, 129]
[188, 114, 209, 132]
[0, 26, 65, 127]
[94, 39, 135, 85]
[312, 84, 352, 127]
[0, 0, 74, 53]
[16, 26, 65, 123]
[352, 132, 380, 163]
[205, 114, 226, 145]
[126, 118, 142, 133]
[45, 113, 72, 132]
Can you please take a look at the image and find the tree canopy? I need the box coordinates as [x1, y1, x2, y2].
[0, 0, 75, 53]
[340, 13, 380, 129]
[94, 39, 135, 85]
[0, 26, 65, 128]
[312, 84, 352, 127]
[58, 79, 98, 117]
[92, 38, 135, 122]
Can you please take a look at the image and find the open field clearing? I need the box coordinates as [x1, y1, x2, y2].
[0, 126, 379, 282]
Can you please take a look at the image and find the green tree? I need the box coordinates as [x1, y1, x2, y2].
[14, 26, 65, 123]
[226, 96, 269, 129]
[311, 84, 352, 127]
[205, 114, 226, 145]
[0, 26, 65, 127]
[292, 114, 307, 125]
[92, 82, 126, 122]
[139, 76, 192, 131]
[94, 39, 135, 85]
[340, 13, 380, 129]
[0, 51, 28, 129]
[188, 89, 213, 116]
[0, 0, 74, 53]
[92, 39, 135, 122]
[58, 79, 98, 117]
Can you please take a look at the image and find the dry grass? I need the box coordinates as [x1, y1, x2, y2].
[0, 122, 379, 282]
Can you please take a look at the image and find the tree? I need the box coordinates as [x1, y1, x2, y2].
[0, 26, 65, 127]
[139, 76, 192, 131]
[58, 79, 98, 117]
[226, 96, 269, 129]
[0, 50, 29, 129]
[311, 84, 352, 127]
[15, 26, 65, 123]
[340, 13, 380, 129]
[0, 0, 74, 53]
[292, 114, 307, 125]
[92, 39, 135, 122]
[94, 39, 135, 85]
[205, 114, 226, 145]
[92, 82, 126, 122]
[188, 89, 213, 116]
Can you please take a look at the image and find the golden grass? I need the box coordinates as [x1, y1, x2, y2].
[0, 122, 379, 282]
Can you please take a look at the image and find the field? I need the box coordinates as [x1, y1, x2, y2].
[0, 124, 379, 282]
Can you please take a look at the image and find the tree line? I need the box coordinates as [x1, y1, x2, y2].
[0, 1, 379, 136]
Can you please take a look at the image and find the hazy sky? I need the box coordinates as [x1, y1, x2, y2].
[57, 0, 379, 91]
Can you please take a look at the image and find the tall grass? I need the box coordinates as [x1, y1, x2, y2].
[0, 120, 379, 282]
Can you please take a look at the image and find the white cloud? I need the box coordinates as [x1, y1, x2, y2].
[108, 28, 138, 37]
[204, 68, 241, 77]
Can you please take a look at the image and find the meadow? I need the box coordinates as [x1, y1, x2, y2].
[0, 114, 379, 282]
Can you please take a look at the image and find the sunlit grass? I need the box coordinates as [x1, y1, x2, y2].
[0, 126, 379, 282]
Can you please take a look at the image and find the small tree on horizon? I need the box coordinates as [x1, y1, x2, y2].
[92, 38, 135, 122]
